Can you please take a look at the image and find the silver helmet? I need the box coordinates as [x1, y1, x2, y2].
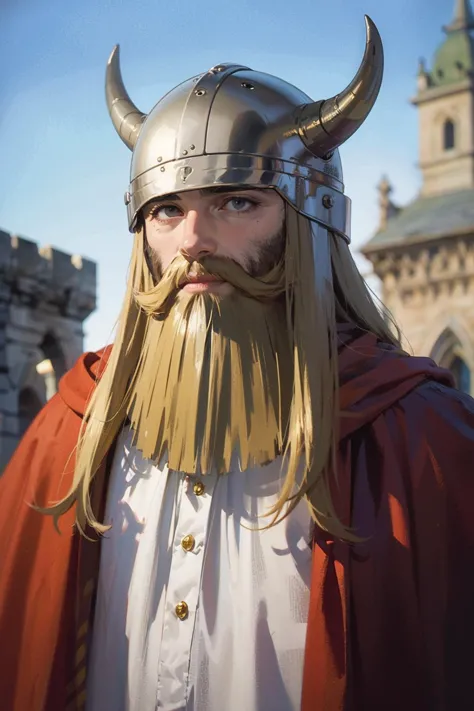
[106, 16, 384, 243]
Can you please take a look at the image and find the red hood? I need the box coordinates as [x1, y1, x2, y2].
[58, 325, 454, 439]
[336, 323, 454, 438]
[58, 346, 112, 417]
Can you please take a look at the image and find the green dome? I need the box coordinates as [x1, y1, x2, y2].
[431, 30, 474, 86]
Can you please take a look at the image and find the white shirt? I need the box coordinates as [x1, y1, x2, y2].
[86, 426, 313, 711]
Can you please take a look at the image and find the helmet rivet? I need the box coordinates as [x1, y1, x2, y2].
[322, 194, 334, 209]
[190, 144, 195, 150]
[182, 149, 188, 156]
[160, 166, 165, 172]
[124, 191, 131, 205]
[241, 82, 255, 90]
[157, 156, 162, 163]
[195, 89, 206, 97]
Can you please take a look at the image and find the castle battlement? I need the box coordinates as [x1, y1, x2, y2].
[0, 228, 97, 320]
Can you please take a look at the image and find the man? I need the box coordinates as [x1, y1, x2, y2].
[1, 14, 474, 711]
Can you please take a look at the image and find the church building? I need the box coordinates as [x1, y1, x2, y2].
[362, 0, 474, 395]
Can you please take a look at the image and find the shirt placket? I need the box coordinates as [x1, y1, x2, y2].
[156, 472, 216, 710]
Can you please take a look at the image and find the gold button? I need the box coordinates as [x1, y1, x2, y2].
[175, 601, 189, 620]
[181, 534, 195, 552]
[193, 481, 205, 496]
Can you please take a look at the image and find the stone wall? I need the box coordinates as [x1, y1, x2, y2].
[0, 229, 96, 470]
[368, 231, 474, 393]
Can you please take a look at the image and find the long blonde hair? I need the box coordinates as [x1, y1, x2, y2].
[37, 203, 400, 541]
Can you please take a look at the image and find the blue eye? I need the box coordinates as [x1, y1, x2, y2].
[152, 204, 182, 220]
[225, 197, 257, 212]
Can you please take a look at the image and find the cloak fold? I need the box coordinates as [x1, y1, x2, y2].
[0, 349, 110, 711]
[301, 372, 474, 711]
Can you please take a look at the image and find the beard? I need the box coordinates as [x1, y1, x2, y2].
[126, 229, 293, 475]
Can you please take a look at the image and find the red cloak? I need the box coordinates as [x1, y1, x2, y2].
[1, 326, 473, 711]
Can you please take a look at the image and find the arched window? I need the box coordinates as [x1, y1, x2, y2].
[449, 356, 471, 394]
[443, 119, 455, 150]
[36, 332, 66, 401]
[18, 387, 43, 436]
[430, 326, 472, 396]
[41, 332, 66, 381]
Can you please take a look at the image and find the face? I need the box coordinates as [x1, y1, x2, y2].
[143, 187, 285, 297]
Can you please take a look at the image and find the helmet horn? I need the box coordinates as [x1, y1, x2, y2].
[298, 15, 384, 157]
[105, 45, 146, 150]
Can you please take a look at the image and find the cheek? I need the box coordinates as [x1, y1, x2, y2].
[225, 215, 283, 266]
[145, 223, 178, 272]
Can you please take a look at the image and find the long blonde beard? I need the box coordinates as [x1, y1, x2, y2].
[35, 205, 399, 543]
[127, 259, 293, 475]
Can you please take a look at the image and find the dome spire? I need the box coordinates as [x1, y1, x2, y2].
[443, 0, 474, 33]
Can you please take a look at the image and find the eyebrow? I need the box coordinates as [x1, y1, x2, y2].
[154, 186, 265, 202]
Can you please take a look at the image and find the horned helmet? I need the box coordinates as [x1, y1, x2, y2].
[106, 16, 383, 244]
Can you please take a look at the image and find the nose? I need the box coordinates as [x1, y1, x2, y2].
[179, 210, 217, 261]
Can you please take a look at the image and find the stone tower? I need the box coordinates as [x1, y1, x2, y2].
[0, 229, 96, 470]
[362, 0, 474, 394]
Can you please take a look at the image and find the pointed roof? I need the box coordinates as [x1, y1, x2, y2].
[362, 189, 474, 253]
[443, 0, 474, 33]
[424, 0, 474, 89]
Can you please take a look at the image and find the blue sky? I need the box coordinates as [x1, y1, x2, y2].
[0, 0, 459, 352]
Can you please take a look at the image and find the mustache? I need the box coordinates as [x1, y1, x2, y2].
[135, 253, 286, 318]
